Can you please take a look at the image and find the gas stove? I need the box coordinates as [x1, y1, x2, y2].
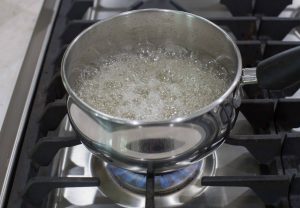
[1, 0, 300, 208]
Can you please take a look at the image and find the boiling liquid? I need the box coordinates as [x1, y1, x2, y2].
[74, 45, 231, 121]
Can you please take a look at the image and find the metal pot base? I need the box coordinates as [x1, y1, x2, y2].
[88, 152, 217, 208]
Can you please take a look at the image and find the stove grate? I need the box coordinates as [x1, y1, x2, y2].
[29, 136, 80, 167]
[23, 177, 100, 205]
[202, 175, 291, 207]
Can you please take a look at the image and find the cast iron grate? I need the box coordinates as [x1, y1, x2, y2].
[6, 0, 300, 208]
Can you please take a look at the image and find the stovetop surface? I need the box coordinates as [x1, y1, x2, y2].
[3, 0, 300, 208]
[48, 114, 263, 208]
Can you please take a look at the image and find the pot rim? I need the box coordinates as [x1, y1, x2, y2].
[61, 9, 242, 125]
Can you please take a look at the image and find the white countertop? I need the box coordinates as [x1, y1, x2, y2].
[0, 0, 44, 130]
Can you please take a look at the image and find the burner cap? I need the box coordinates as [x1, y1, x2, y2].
[107, 162, 201, 194]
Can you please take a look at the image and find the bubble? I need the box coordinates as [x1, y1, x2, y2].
[74, 43, 231, 121]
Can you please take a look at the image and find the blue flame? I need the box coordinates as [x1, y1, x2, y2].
[108, 162, 201, 191]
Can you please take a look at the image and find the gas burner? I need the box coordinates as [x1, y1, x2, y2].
[107, 162, 201, 194]
[89, 153, 216, 207]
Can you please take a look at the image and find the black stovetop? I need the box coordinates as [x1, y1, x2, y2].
[4, 0, 300, 208]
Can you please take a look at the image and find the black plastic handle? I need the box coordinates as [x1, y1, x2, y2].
[257, 46, 300, 90]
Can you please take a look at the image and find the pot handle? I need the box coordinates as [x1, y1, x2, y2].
[241, 46, 300, 90]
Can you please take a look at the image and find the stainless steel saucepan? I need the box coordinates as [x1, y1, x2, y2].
[61, 9, 300, 173]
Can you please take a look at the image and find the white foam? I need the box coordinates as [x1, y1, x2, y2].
[74, 44, 230, 121]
